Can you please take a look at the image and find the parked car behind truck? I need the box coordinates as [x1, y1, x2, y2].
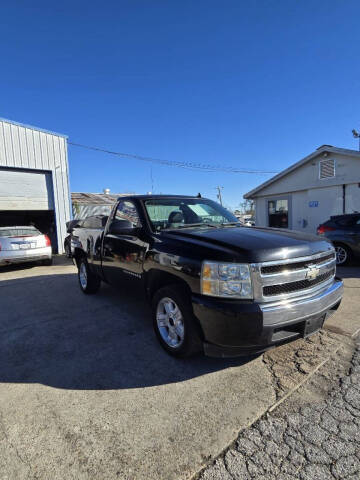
[317, 213, 360, 265]
[72, 195, 343, 357]
[0, 226, 52, 266]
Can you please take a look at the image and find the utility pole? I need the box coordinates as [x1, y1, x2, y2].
[352, 129, 360, 151]
[216, 186, 224, 205]
[150, 166, 154, 193]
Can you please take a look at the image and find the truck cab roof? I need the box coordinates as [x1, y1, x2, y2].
[117, 194, 202, 201]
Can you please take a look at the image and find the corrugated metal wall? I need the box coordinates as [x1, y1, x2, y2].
[0, 118, 71, 253]
[73, 204, 113, 219]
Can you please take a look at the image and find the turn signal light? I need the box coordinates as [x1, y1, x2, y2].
[202, 280, 213, 295]
[44, 235, 51, 247]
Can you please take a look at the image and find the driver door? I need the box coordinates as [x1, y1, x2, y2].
[102, 200, 147, 286]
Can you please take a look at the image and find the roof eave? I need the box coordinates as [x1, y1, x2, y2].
[244, 146, 360, 199]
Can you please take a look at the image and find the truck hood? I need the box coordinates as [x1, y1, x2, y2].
[163, 226, 334, 263]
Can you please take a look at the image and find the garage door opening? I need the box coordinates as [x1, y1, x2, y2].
[0, 210, 58, 253]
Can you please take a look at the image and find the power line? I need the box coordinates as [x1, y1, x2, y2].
[68, 141, 278, 175]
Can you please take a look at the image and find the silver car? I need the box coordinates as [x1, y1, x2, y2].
[0, 226, 52, 266]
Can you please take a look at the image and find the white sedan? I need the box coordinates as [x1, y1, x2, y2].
[0, 226, 52, 266]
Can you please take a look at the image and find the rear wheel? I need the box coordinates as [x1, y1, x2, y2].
[78, 258, 101, 294]
[334, 244, 352, 265]
[152, 285, 202, 357]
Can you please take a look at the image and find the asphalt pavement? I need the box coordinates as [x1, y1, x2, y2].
[200, 341, 360, 480]
[0, 257, 274, 480]
[0, 257, 358, 480]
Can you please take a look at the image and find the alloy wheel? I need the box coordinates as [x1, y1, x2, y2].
[79, 262, 88, 289]
[156, 297, 185, 348]
[335, 246, 347, 265]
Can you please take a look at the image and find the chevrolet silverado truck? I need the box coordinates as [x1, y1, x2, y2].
[71, 195, 343, 357]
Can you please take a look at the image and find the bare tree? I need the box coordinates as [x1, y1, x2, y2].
[237, 199, 254, 216]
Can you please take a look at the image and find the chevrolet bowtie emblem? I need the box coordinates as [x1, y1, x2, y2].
[306, 265, 320, 280]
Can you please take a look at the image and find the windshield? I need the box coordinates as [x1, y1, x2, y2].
[144, 198, 240, 231]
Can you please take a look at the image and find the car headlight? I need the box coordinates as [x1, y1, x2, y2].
[201, 261, 253, 299]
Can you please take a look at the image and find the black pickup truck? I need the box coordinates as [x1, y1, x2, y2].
[71, 195, 343, 357]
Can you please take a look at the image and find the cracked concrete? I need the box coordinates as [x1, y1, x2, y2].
[199, 341, 360, 480]
[262, 330, 341, 400]
[0, 411, 31, 479]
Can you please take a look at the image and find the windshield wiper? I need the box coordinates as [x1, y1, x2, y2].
[178, 223, 219, 229]
[165, 222, 219, 230]
[220, 222, 242, 227]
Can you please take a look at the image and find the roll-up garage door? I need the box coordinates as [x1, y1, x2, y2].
[0, 168, 54, 211]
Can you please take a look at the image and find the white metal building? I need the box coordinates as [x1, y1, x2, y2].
[71, 192, 127, 219]
[244, 145, 360, 234]
[0, 118, 71, 253]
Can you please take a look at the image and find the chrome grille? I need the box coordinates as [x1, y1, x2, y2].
[263, 269, 335, 296]
[251, 250, 336, 303]
[260, 252, 335, 275]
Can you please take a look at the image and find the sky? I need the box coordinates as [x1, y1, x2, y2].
[0, 0, 360, 209]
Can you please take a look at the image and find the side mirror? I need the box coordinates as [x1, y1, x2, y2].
[101, 216, 109, 227]
[108, 219, 139, 236]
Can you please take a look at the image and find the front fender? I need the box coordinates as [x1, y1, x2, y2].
[144, 250, 202, 297]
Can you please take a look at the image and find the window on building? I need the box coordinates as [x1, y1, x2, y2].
[268, 199, 289, 228]
[319, 159, 335, 179]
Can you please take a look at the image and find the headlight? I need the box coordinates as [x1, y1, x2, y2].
[201, 261, 253, 299]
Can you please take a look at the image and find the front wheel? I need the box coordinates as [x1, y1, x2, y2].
[78, 258, 101, 294]
[152, 285, 202, 357]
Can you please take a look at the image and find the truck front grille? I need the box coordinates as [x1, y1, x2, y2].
[252, 250, 336, 302]
[261, 252, 335, 275]
[263, 269, 335, 297]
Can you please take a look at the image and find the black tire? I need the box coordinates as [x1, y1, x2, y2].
[78, 258, 101, 294]
[41, 258, 53, 266]
[152, 284, 203, 357]
[334, 243, 352, 266]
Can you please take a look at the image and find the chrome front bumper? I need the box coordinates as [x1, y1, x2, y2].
[260, 278, 344, 326]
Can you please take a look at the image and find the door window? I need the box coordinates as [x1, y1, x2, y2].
[81, 216, 107, 229]
[114, 201, 140, 227]
[268, 199, 289, 228]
